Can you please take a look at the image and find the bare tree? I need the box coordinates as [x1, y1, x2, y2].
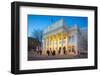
[31, 29, 43, 43]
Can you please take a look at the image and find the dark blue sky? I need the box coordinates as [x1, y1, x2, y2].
[28, 15, 88, 37]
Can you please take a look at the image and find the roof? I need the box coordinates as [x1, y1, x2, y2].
[43, 18, 68, 34]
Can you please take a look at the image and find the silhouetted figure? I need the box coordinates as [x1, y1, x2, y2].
[63, 47, 66, 54]
[52, 50, 56, 56]
[47, 50, 50, 56]
[69, 49, 71, 52]
[72, 46, 75, 54]
[58, 47, 61, 54]
[64, 50, 66, 54]
[39, 50, 42, 55]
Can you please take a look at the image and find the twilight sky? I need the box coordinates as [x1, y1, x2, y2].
[28, 15, 88, 37]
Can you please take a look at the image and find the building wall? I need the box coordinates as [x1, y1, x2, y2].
[42, 28, 68, 55]
[42, 19, 87, 55]
[77, 30, 88, 54]
[67, 26, 78, 55]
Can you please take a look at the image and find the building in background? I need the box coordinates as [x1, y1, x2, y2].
[42, 18, 87, 56]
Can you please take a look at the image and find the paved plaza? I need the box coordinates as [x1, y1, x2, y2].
[28, 50, 87, 61]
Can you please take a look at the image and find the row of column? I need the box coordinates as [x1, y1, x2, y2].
[43, 32, 68, 54]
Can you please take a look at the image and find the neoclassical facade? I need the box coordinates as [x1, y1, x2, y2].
[42, 18, 87, 55]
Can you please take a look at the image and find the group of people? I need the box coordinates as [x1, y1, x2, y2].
[46, 46, 76, 56]
[46, 47, 67, 56]
[33, 46, 76, 56]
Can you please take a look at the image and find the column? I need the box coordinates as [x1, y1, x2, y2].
[49, 36, 51, 50]
[44, 38, 46, 54]
[50, 36, 52, 50]
[48, 36, 50, 50]
[61, 32, 63, 55]
[43, 38, 45, 51]
[57, 34, 60, 54]
[47, 37, 48, 50]
[45, 37, 46, 51]
[53, 35, 54, 51]
[56, 35, 57, 51]
[46, 37, 48, 51]
[56, 34, 58, 55]
[54, 35, 56, 50]
[44, 37, 47, 55]
[66, 34, 68, 51]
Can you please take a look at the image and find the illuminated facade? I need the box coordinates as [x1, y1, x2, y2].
[42, 18, 87, 55]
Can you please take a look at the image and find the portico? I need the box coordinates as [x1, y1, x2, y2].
[43, 32, 69, 54]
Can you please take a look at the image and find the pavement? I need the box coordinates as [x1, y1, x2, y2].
[28, 50, 88, 61]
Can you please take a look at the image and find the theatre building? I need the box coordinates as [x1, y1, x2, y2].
[42, 18, 87, 56]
